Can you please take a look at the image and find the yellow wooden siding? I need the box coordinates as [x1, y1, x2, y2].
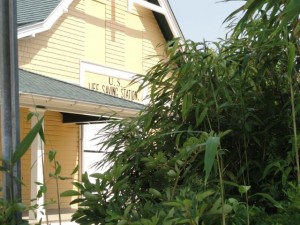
[43, 111, 79, 209]
[125, 13, 143, 73]
[18, 0, 166, 82]
[105, 17, 126, 68]
[85, 0, 106, 64]
[18, 0, 85, 84]
[104, 0, 165, 74]
[141, 9, 165, 73]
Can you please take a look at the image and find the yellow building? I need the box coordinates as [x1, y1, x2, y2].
[1, 0, 183, 222]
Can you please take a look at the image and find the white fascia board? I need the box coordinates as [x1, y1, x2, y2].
[129, 0, 166, 15]
[157, 0, 184, 39]
[128, 0, 184, 39]
[17, 0, 73, 39]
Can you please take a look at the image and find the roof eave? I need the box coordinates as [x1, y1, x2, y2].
[19, 92, 141, 118]
[130, 0, 184, 40]
[17, 0, 73, 39]
[157, 0, 184, 40]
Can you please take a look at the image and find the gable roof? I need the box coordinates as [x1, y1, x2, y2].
[18, 69, 144, 117]
[17, 0, 183, 40]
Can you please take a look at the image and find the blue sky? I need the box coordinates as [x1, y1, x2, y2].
[169, 1, 244, 42]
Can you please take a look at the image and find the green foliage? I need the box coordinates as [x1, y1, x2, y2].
[0, 117, 44, 224]
[12, 117, 44, 163]
[47, 149, 77, 224]
[0, 199, 29, 225]
[204, 136, 220, 184]
[67, 0, 300, 224]
[61, 172, 111, 224]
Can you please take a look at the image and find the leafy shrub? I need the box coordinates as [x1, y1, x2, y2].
[0, 116, 44, 224]
[64, 1, 300, 224]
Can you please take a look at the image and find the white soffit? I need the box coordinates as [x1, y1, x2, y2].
[128, 0, 184, 39]
[157, 0, 183, 39]
[17, 0, 73, 39]
[19, 92, 140, 118]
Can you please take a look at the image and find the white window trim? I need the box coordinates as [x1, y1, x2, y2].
[80, 61, 148, 104]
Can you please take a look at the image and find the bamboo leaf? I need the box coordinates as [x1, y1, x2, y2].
[251, 193, 283, 209]
[182, 94, 188, 120]
[280, 0, 300, 28]
[72, 182, 85, 191]
[182, 93, 192, 120]
[124, 204, 133, 217]
[117, 220, 128, 225]
[55, 162, 61, 175]
[144, 112, 153, 131]
[196, 107, 208, 126]
[287, 42, 296, 78]
[60, 190, 81, 197]
[58, 176, 71, 180]
[90, 173, 104, 179]
[26, 112, 36, 122]
[38, 127, 46, 144]
[48, 150, 56, 162]
[167, 170, 177, 177]
[12, 117, 44, 163]
[238, 185, 251, 195]
[149, 188, 162, 198]
[69, 198, 84, 205]
[83, 191, 98, 201]
[196, 189, 215, 202]
[71, 165, 79, 175]
[163, 202, 181, 207]
[204, 136, 220, 184]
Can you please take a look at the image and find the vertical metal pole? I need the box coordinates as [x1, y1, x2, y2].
[0, 0, 21, 221]
[10, 0, 21, 207]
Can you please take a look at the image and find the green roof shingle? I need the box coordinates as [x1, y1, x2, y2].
[17, 0, 61, 27]
[19, 69, 144, 111]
